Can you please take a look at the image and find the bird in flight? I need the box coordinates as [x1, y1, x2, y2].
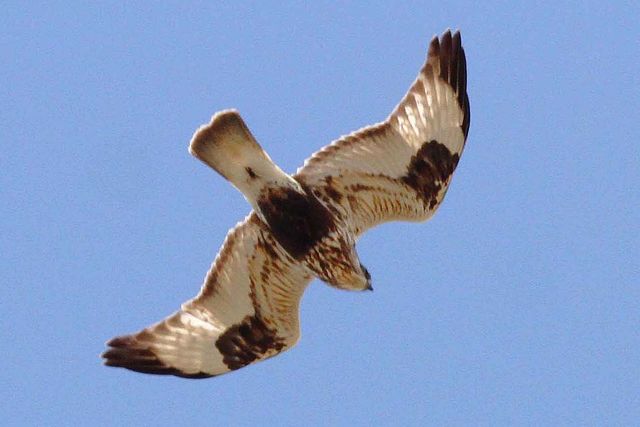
[102, 30, 470, 378]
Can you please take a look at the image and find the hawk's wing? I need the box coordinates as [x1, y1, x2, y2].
[296, 30, 470, 235]
[102, 213, 312, 378]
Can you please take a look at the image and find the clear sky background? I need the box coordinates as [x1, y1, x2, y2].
[2, 2, 638, 426]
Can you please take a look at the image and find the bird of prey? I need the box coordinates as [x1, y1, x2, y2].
[102, 30, 470, 378]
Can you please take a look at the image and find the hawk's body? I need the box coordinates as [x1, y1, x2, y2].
[103, 30, 470, 378]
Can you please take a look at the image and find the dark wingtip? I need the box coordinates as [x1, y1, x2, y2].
[428, 33, 441, 58]
[102, 334, 214, 379]
[105, 335, 134, 348]
[428, 29, 470, 139]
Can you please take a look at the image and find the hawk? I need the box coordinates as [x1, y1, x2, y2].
[102, 30, 470, 378]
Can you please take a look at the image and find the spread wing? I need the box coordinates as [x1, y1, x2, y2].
[102, 213, 313, 378]
[296, 30, 470, 235]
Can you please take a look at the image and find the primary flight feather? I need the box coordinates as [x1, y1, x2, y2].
[102, 30, 470, 378]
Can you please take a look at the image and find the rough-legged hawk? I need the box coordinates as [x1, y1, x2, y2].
[103, 30, 470, 378]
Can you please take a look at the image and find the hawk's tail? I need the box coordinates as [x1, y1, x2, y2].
[189, 110, 294, 203]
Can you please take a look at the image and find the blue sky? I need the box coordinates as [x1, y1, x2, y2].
[2, 1, 638, 425]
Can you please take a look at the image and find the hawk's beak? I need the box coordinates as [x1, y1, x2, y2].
[361, 264, 373, 291]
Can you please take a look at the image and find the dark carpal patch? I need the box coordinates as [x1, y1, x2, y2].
[215, 315, 285, 371]
[403, 140, 459, 209]
[257, 185, 334, 259]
